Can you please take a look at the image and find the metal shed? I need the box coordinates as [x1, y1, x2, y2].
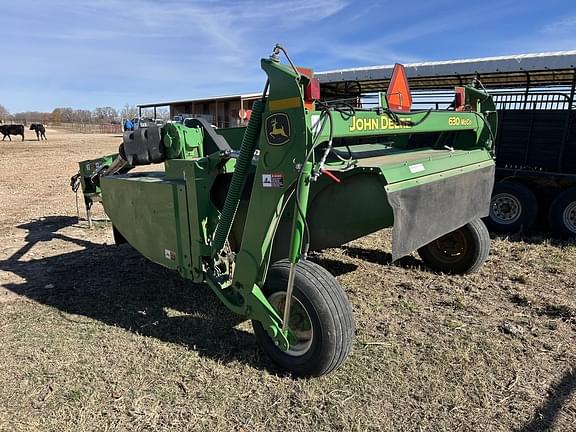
[137, 93, 261, 128]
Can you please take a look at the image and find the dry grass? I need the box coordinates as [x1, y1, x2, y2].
[1, 130, 575, 431]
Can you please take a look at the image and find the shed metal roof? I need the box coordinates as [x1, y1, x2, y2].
[137, 92, 262, 109]
[138, 51, 576, 107]
[316, 50, 576, 91]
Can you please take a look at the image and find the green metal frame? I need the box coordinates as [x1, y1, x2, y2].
[77, 52, 497, 352]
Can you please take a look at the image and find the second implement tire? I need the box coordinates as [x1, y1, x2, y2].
[485, 181, 538, 234]
[417, 219, 490, 274]
[252, 259, 354, 377]
[548, 187, 576, 238]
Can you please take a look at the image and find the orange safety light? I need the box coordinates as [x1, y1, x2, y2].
[454, 87, 466, 111]
[297, 67, 313, 77]
[305, 77, 320, 101]
[297, 67, 318, 111]
[386, 63, 412, 112]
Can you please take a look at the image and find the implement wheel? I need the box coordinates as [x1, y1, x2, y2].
[548, 188, 576, 238]
[252, 259, 354, 377]
[417, 219, 490, 274]
[486, 181, 538, 234]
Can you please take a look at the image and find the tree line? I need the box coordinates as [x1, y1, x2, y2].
[0, 104, 169, 124]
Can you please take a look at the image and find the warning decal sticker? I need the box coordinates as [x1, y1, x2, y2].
[262, 173, 284, 188]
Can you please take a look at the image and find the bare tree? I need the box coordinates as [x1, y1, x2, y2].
[93, 106, 118, 124]
[156, 107, 170, 120]
[74, 109, 93, 123]
[50, 108, 62, 124]
[50, 107, 76, 124]
[0, 104, 9, 122]
[120, 104, 138, 120]
[140, 107, 161, 119]
[11, 111, 50, 124]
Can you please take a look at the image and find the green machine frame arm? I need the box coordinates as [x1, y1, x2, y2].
[204, 57, 315, 348]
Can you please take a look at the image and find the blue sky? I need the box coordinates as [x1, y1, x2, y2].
[1, 0, 575, 113]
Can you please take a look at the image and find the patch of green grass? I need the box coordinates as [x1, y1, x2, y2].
[65, 389, 83, 403]
[398, 298, 419, 312]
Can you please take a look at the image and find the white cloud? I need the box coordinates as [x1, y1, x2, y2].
[2, 0, 353, 111]
[542, 15, 576, 34]
[16, 0, 553, 111]
[24, 0, 347, 48]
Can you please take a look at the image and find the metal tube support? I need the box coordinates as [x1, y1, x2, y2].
[87, 205, 93, 229]
[282, 262, 297, 331]
[75, 190, 80, 220]
[282, 161, 313, 332]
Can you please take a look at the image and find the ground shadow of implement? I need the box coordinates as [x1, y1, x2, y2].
[341, 245, 425, 269]
[308, 255, 358, 276]
[0, 216, 283, 372]
[518, 367, 576, 432]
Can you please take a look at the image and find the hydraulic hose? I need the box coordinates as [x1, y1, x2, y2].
[211, 100, 264, 256]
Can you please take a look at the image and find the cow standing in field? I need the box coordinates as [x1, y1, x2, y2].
[30, 123, 47, 140]
[0, 124, 24, 141]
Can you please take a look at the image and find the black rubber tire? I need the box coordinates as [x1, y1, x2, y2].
[417, 219, 490, 274]
[548, 187, 576, 238]
[252, 259, 354, 377]
[485, 181, 538, 234]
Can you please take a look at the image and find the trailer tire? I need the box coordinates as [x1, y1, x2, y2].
[485, 181, 538, 234]
[252, 259, 354, 377]
[548, 188, 576, 238]
[417, 219, 490, 274]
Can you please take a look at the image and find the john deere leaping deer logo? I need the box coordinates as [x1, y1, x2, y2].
[265, 113, 291, 146]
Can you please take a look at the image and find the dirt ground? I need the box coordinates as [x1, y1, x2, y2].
[0, 128, 575, 431]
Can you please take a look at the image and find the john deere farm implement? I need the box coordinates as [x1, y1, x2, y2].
[73, 45, 497, 376]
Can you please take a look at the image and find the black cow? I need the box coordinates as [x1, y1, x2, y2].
[0, 124, 24, 141]
[30, 123, 47, 141]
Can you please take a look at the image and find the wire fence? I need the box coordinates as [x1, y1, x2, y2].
[1, 119, 122, 134]
[50, 123, 123, 134]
